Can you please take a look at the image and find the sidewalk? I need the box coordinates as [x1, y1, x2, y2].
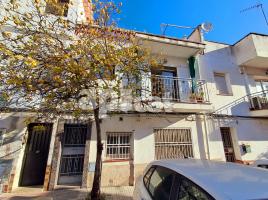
[0, 186, 134, 200]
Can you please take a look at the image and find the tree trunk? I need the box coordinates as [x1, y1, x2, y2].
[91, 107, 103, 200]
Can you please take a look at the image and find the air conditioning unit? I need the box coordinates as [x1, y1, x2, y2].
[250, 96, 262, 110]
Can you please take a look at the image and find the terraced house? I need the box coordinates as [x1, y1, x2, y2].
[1, 0, 268, 194]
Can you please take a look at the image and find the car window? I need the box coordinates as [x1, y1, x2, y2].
[143, 167, 155, 188]
[147, 166, 174, 200]
[257, 164, 268, 169]
[177, 178, 213, 200]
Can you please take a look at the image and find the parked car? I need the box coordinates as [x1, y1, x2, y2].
[133, 159, 268, 200]
[251, 159, 268, 169]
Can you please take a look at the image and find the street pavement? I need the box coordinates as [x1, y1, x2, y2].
[0, 186, 134, 200]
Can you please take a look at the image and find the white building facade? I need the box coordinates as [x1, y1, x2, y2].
[0, 0, 268, 193]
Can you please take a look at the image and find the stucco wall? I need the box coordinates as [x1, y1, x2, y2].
[86, 114, 206, 186]
[199, 41, 251, 116]
[0, 113, 30, 192]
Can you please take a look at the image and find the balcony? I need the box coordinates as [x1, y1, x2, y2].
[149, 76, 209, 103]
[249, 90, 268, 117]
[234, 33, 268, 69]
[110, 76, 212, 113]
[136, 76, 212, 113]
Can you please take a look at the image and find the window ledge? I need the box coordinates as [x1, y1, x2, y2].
[216, 93, 233, 96]
[103, 159, 133, 163]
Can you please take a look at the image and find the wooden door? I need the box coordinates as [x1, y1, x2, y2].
[220, 127, 235, 162]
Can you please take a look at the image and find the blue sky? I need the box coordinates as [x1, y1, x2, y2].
[114, 0, 268, 44]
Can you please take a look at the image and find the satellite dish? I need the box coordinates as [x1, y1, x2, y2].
[201, 22, 213, 32]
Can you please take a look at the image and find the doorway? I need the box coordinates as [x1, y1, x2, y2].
[220, 127, 235, 162]
[151, 67, 179, 100]
[58, 124, 89, 186]
[20, 123, 52, 186]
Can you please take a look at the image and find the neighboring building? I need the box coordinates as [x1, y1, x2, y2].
[1, 0, 268, 194]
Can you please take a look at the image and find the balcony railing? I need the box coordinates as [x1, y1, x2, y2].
[249, 90, 268, 110]
[143, 75, 209, 103]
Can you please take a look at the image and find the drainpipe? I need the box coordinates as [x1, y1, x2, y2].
[241, 66, 251, 95]
[203, 114, 211, 160]
[241, 66, 254, 108]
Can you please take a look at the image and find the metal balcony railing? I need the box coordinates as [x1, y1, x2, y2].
[147, 75, 210, 103]
[249, 90, 268, 110]
[213, 90, 268, 116]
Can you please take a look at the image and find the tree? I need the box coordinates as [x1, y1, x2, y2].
[0, 0, 159, 199]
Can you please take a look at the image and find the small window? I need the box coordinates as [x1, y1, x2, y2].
[177, 178, 214, 200]
[106, 132, 132, 160]
[214, 72, 229, 95]
[147, 167, 174, 200]
[0, 128, 6, 146]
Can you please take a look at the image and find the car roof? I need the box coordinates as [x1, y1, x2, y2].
[150, 159, 268, 200]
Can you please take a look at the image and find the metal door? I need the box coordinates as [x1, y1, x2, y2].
[58, 124, 89, 185]
[220, 127, 235, 162]
[20, 123, 52, 186]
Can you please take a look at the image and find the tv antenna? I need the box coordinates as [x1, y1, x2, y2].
[160, 24, 194, 36]
[160, 22, 213, 36]
[241, 3, 268, 27]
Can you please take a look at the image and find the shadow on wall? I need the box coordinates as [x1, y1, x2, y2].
[0, 113, 28, 189]
[199, 46, 245, 86]
[256, 150, 268, 160]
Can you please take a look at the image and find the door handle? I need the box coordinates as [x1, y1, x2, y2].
[35, 150, 40, 154]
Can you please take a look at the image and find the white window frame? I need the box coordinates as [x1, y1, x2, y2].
[255, 80, 268, 93]
[106, 132, 132, 160]
[214, 72, 232, 95]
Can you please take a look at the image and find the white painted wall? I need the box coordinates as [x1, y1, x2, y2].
[198, 40, 268, 162]
[199, 41, 250, 115]
[88, 115, 204, 165]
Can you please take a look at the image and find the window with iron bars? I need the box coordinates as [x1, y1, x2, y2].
[106, 132, 132, 160]
[62, 124, 88, 147]
[59, 154, 84, 176]
[154, 128, 193, 160]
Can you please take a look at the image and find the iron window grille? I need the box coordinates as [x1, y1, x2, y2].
[62, 124, 87, 147]
[154, 128, 193, 159]
[106, 132, 132, 160]
[59, 154, 84, 176]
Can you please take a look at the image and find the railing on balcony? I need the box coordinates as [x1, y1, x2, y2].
[249, 90, 268, 110]
[148, 75, 210, 103]
[213, 90, 268, 116]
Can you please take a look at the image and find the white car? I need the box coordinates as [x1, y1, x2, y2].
[252, 159, 268, 169]
[133, 159, 268, 200]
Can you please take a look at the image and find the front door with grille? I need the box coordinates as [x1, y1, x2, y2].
[220, 127, 235, 162]
[58, 124, 90, 185]
[154, 129, 193, 160]
[20, 123, 52, 186]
